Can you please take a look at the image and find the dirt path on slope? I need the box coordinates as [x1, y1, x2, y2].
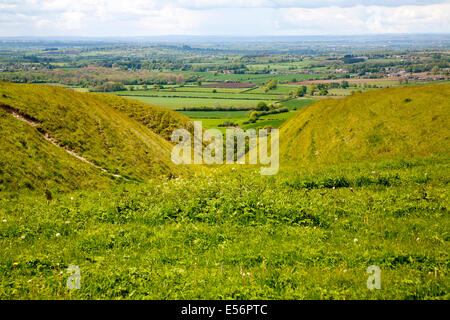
[1, 104, 122, 178]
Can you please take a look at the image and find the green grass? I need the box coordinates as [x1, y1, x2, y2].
[241, 112, 295, 131]
[174, 71, 330, 84]
[1, 82, 449, 300]
[119, 96, 274, 109]
[279, 98, 318, 110]
[161, 87, 248, 94]
[248, 85, 302, 95]
[0, 156, 448, 299]
[114, 90, 281, 100]
[179, 110, 250, 119]
[0, 82, 194, 192]
[281, 84, 450, 165]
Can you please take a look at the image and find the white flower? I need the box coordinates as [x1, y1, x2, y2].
[56, 233, 61, 237]
[353, 238, 358, 243]
[416, 237, 420, 241]
[2, 219, 6, 223]
[70, 197, 74, 201]
[343, 269, 347, 273]
[20, 235, 25, 239]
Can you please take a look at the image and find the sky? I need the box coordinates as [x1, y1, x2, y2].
[0, 0, 449, 37]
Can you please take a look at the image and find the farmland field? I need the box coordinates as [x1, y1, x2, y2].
[114, 90, 282, 100]
[119, 96, 274, 109]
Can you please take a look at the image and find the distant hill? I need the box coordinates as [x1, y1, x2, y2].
[0, 82, 193, 192]
[280, 84, 450, 165]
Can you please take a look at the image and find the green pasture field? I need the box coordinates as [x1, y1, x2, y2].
[191, 108, 303, 132]
[187, 111, 297, 132]
[114, 90, 281, 100]
[328, 88, 354, 96]
[176, 98, 316, 132]
[195, 118, 235, 132]
[248, 84, 304, 95]
[119, 96, 272, 109]
[241, 111, 298, 130]
[160, 87, 249, 94]
[246, 58, 316, 71]
[173, 71, 330, 84]
[280, 98, 318, 110]
[178, 110, 250, 119]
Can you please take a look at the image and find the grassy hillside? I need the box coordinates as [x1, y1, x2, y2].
[0, 108, 114, 192]
[280, 85, 450, 165]
[90, 93, 195, 141]
[0, 82, 448, 300]
[0, 82, 193, 192]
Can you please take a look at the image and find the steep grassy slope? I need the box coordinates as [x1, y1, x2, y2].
[280, 85, 450, 165]
[91, 93, 195, 140]
[0, 82, 193, 192]
[0, 108, 114, 192]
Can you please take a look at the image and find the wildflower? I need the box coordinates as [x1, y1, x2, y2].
[343, 269, 347, 273]
[416, 237, 420, 241]
[56, 233, 61, 237]
[2, 219, 6, 223]
[353, 238, 358, 243]
[70, 197, 74, 201]
[20, 235, 25, 240]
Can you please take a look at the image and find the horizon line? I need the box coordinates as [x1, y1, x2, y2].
[1, 33, 450, 39]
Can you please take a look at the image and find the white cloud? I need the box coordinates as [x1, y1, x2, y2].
[58, 11, 85, 30]
[0, 0, 448, 36]
[278, 4, 450, 35]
